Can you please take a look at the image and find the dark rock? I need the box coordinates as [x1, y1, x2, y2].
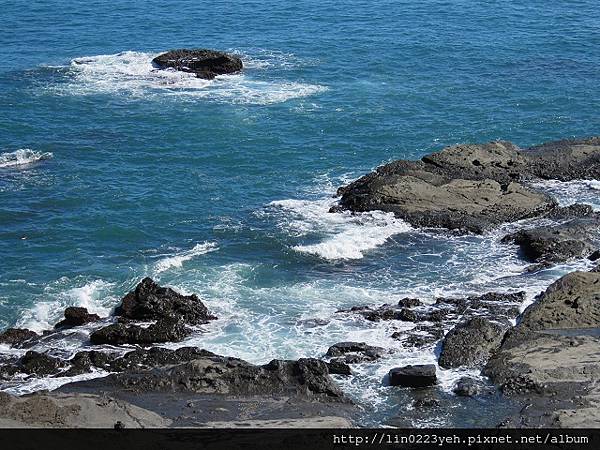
[90, 317, 188, 345]
[439, 317, 506, 369]
[63, 355, 346, 402]
[453, 377, 481, 397]
[152, 49, 243, 80]
[62, 350, 115, 377]
[363, 306, 397, 321]
[502, 218, 599, 264]
[325, 342, 385, 363]
[0, 328, 38, 347]
[589, 250, 600, 261]
[388, 364, 437, 388]
[397, 308, 418, 322]
[114, 278, 216, 325]
[55, 307, 101, 329]
[413, 397, 441, 408]
[398, 298, 422, 308]
[19, 351, 64, 376]
[326, 360, 352, 376]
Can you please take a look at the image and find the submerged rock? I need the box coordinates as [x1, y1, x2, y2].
[114, 277, 216, 325]
[439, 317, 506, 369]
[453, 377, 482, 397]
[54, 307, 101, 329]
[152, 49, 243, 80]
[388, 364, 437, 388]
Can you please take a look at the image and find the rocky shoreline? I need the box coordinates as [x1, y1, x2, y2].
[1, 137, 600, 427]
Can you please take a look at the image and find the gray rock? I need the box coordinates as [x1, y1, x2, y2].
[502, 218, 600, 264]
[453, 377, 481, 397]
[439, 317, 506, 369]
[325, 342, 385, 363]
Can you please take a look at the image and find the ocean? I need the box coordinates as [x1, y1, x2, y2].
[1, 0, 600, 426]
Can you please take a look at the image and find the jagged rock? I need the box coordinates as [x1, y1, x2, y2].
[0, 328, 38, 347]
[325, 342, 385, 363]
[524, 137, 600, 181]
[398, 298, 422, 308]
[439, 317, 506, 369]
[54, 307, 101, 329]
[502, 218, 599, 264]
[61, 355, 346, 402]
[19, 351, 65, 376]
[152, 49, 242, 80]
[90, 317, 188, 345]
[326, 360, 352, 376]
[114, 278, 216, 325]
[388, 364, 437, 388]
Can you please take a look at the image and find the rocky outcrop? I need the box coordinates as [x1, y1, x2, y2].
[90, 317, 188, 345]
[453, 378, 481, 397]
[55, 307, 101, 329]
[114, 277, 216, 325]
[334, 138, 600, 233]
[0, 328, 38, 347]
[19, 351, 65, 376]
[388, 364, 437, 388]
[152, 49, 243, 80]
[334, 141, 558, 233]
[502, 217, 599, 266]
[438, 317, 506, 369]
[485, 271, 600, 426]
[0, 391, 170, 428]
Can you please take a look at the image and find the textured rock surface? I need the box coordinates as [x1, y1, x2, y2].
[502, 218, 599, 265]
[90, 317, 188, 345]
[152, 49, 242, 80]
[115, 277, 216, 325]
[0, 328, 38, 347]
[439, 317, 506, 369]
[485, 271, 600, 426]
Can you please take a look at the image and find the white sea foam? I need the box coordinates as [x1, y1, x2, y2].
[153, 242, 218, 274]
[0, 149, 53, 168]
[530, 179, 600, 209]
[269, 198, 412, 259]
[47, 50, 327, 104]
[16, 279, 115, 332]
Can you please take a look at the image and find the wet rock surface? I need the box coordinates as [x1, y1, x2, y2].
[0, 328, 38, 347]
[90, 317, 189, 345]
[502, 217, 600, 266]
[388, 364, 437, 388]
[152, 49, 243, 80]
[439, 317, 506, 369]
[55, 307, 101, 329]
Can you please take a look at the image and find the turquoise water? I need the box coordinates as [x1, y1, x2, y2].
[1, 1, 600, 425]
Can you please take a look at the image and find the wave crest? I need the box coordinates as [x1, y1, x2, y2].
[0, 149, 53, 168]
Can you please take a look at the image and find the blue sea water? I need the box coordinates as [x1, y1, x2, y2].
[1, 0, 600, 426]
